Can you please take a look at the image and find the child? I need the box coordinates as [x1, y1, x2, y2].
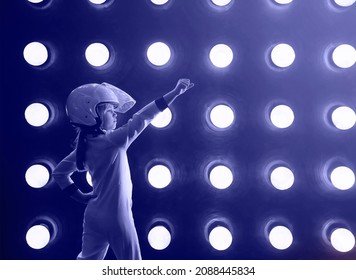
[52, 79, 194, 260]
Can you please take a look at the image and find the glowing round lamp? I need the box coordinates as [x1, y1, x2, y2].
[151, 108, 172, 128]
[270, 105, 294, 128]
[209, 44, 234, 68]
[269, 226, 293, 250]
[25, 103, 50, 127]
[211, 0, 232, 6]
[148, 226, 171, 250]
[332, 44, 356, 69]
[148, 165, 172, 189]
[26, 225, 51, 249]
[274, 0, 293, 4]
[27, 0, 44, 3]
[270, 166, 294, 190]
[85, 43, 110, 67]
[210, 104, 234, 129]
[331, 106, 356, 130]
[151, 0, 169, 5]
[334, 0, 356, 7]
[23, 42, 48, 66]
[209, 226, 233, 251]
[209, 165, 233, 189]
[89, 0, 107, 4]
[330, 166, 355, 190]
[271, 44, 295, 68]
[147, 42, 171, 66]
[86, 172, 93, 187]
[25, 164, 50, 189]
[331, 228, 355, 252]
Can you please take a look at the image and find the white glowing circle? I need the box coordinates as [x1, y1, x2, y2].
[271, 44, 295, 68]
[26, 225, 50, 249]
[89, 0, 107, 4]
[85, 43, 110, 67]
[211, 0, 232, 6]
[209, 226, 233, 251]
[23, 42, 48, 66]
[151, 0, 169, 4]
[270, 105, 295, 129]
[274, 0, 293, 4]
[331, 228, 355, 252]
[86, 172, 93, 187]
[27, 0, 44, 3]
[269, 226, 293, 250]
[148, 165, 172, 189]
[209, 44, 234, 68]
[210, 105, 235, 129]
[209, 165, 233, 189]
[270, 167, 294, 190]
[330, 166, 355, 190]
[147, 42, 171, 66]
[332, 44, 356, 69]
[24, 103, 50, 127]
[25, 164, 50, 189]
[151, 108, 172, 128]
[332, 106, 356, 130]
[334, 0, 356, 7]
[148, 226, 171, 250]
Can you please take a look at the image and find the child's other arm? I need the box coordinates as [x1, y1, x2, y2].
[52, 150, 96, 204]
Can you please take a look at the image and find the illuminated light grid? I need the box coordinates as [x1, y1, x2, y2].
[209, 104, 235, 129]
[332, 44, 356, 69]
[268, 226, 293, 250]
[211, 0, 232, 7]
[146, 42, 172, 67]
[5, 0, 356, 261]
[148, 225, 171, 250]
[150, 0, 170, 5]
[26, 225, 51, 249]
[209, 165, 234, 189]
[23, 42, 48, 66]
[25, 164, 50, 189]
[270, 44, 295, 68]
[331, 106, 356, 130]
[270, 166, 294, 190]
[270, 105, 295, 129]
[209, 226, 233, 251]
[85, 43, 110, 67]
[25, 103, 50, 127]
[148, 164, 172, 189]
[209, 44, 234, 68]
[330, 228, 355, 252]
[334, 0, 356, 7]
[330, 166, 355, 190]
[151, 108, 173, 128]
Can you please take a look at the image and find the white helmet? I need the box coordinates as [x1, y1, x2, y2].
[66, 82, 136, 126]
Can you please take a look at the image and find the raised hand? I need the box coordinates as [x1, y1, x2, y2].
[175, 78, 194, 95]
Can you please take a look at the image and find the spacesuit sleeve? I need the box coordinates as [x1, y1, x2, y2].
[52, 149, 78, 191]
[107, 100, 162, 148]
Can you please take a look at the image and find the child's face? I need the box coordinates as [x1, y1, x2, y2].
[99, 103, 118, 131]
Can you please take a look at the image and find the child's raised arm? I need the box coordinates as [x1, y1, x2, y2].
[106, 78, 194, 148]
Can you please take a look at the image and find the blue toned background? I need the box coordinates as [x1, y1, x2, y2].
[1, 0, 356, 260]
